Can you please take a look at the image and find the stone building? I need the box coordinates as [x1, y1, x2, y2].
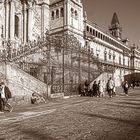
[0, 0, 140, 89]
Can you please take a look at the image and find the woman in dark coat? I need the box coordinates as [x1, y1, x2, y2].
[92, 81, 98, 97]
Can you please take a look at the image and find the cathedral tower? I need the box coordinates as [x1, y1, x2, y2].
[109, 12, 122, 40]
[49, 0, 84, 39]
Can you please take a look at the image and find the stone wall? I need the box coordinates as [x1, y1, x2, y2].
[0, 62, 50, 105]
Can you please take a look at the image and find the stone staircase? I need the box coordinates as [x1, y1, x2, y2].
[0, 34, 106, 101]
[0, 62, 50, 105]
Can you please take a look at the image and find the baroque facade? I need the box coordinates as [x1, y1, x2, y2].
[0, 0, 140, 87]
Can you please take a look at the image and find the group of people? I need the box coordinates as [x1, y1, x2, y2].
[79, 77, 130, 98]
[0, 81, 47, 113]
[0, 82, 13, 113]
[0, 78, 130, 113]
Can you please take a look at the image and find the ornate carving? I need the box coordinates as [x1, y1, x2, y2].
[14, 0, 22, 14]
[32, 5, 41, 39]
[0, 2, 4, 24]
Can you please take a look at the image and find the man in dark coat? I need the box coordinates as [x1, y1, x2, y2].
[92, 81, 98, 97]
[84, 80, 89, 96]
[0, 82, 13, 112]
[123, 81, 129, 96]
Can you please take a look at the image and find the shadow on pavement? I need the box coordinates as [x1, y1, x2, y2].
[122, 98, 140, 102]
[116, 102, 140, 106]
[78, 112, 139, 126]
[21, 129, 57, 140]
[106, 103, 140, 110]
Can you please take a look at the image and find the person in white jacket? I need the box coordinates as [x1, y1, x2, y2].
[0, 82, 13, 112]
[98, 80, 104, 97]
[0, 84, 5, 113]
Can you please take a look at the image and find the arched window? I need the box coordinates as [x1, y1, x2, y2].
[71, 8, 74, 17]
[101, 34, 102, 39]
[98, 32, 100, 38]
[56, 9, 59, 18]
[92, 29, 95, 35]
[15, 15, 19, 38]
[123, 57, 125, 65]
[60, 8, 64, 17]
[75, 10, 78, 19]
[119, 55, 121, 64]
[95, 31, 98, 37]
[86, 26, 89, 32]
[103, 35, 105, 41]
[113, 52, 116, 61]
[128, 59, 130, 67]
[90, 28, 92, 34]
[109, 50, 111, 59]
[51, 11, 55, 20]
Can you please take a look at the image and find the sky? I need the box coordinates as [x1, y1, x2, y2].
[81, 0, 140, 48]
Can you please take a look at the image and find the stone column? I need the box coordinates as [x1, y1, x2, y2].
[28, 3, 33, 41]
[41, 3, 49, 38]
[20, 10, 24, 43]
[23, 2, 27, 43]
[9, 0, 15, 41]
[41, 4, 44, 38]
[18, 14, 22, 41]
[5, 0, 9, 40]
[64, 1, 67, 26]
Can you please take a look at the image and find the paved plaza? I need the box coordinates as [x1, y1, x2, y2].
[0, 87, 140, 140]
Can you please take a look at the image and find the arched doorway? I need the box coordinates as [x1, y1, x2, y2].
[15, 15, 19, 38]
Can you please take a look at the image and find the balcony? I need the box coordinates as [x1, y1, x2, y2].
[97, 58, 130, 70]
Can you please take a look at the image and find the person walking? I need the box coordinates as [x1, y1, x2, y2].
[0, 82, 13, 112]
[123, 81, 129, 96]
[78, 83, 82, 96]
[113, 81, 116, 95]
[98, 80, 104, 97]
[84, 80, 89, 96]
[108, 77, 114, 98]
[92, 81, 98, 97]
[106, 79, 110, 96]
[0, 85, 4, 113]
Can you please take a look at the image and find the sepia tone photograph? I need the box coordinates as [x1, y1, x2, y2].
[0, 0, 140, 139]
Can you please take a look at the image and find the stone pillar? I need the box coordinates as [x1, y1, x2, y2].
[19, 11, 24, 43]
[28, 5, 33, 41]
[5, 0, 9, 40]
[41, 3, 49, 38]
[41, 4, 44, 38]
[9, 0, 15, 41]
[23, 2, 27, 43]
[18, 14, 22, 41]
[64, 1, 68, 26]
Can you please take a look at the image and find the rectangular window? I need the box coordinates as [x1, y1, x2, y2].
[119, 56, 121, 64]
[123, 58, 125, 65]
[104, 53, 107, 61]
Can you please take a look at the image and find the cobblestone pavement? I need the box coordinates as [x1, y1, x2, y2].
[0, 88, 140, 140]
